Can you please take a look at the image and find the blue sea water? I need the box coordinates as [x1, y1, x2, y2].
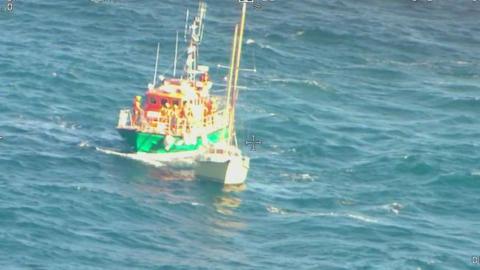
[2, 0, 480, 269]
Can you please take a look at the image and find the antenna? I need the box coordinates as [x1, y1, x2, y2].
[198, 1, 207, 43]
[183, 1, 207, 81]
[173, 31, 179, 77]
[184, 9, 189, 42]
[153, 42, 160, 86]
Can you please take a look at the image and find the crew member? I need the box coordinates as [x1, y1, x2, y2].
[206, 99, 213, 114]
[171, 104, 180, 132]
[132, 96, 143, 126]
[160, 102, 169, 121]
[200, 72, 210, 83]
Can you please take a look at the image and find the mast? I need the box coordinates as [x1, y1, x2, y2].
[184, 9, 190, 42]
[173, 31, 179, 77]
[183, 1, 207, 81]
[153, 42, 160, 86]
[225, 25, 239, 143]
[227, 3, 247, 146]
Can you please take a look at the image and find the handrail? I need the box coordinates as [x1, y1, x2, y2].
[119, 107, 227, 137]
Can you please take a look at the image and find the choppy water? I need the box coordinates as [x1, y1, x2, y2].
[2, 0, 480, 269]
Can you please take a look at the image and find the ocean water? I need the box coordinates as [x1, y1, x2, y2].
[1, 0, 480, 269]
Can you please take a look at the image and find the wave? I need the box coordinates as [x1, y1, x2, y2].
[266, 205, 379, 224]
[432, 96, 480, 113]
[296, 27, 354, 45]
[425, 172, 480, 189]
[268, 77, 331, 92]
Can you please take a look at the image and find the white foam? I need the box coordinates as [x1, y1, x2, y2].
[310, 212, 378, 223]
[345, 213, 378, 223]
[78, 141, 90, 148]
[283, 173, 314, 181]
[300, 173, 313, 181]
[96, 147, 197, 168]
[269, 78, 326, 89]
[266, 206, 378, 223]
[381, 202, 404, 215]
[266, 205, 287, 215]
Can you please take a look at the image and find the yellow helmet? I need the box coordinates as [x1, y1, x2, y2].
[135, 96, 142, 101]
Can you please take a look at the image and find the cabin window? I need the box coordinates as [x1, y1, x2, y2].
[150, 97, 157, 104]
[173, 100, 179, 106]
[161, 99, 168, 106]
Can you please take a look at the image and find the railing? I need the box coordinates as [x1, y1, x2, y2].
[118, 108, 228, 137]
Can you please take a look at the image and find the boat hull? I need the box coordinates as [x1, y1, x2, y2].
[195, 155, 250, 185]
[117, 127, 228, 154]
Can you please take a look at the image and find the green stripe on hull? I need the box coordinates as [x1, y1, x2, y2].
[117, 128, 228, 153]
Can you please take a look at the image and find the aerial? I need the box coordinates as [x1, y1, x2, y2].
[1, 0, 480, 269]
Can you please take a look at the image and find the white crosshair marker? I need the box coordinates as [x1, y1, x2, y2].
[245, 135, 262, 151]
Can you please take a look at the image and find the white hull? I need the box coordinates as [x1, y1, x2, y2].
[195, 154, 249, 185]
